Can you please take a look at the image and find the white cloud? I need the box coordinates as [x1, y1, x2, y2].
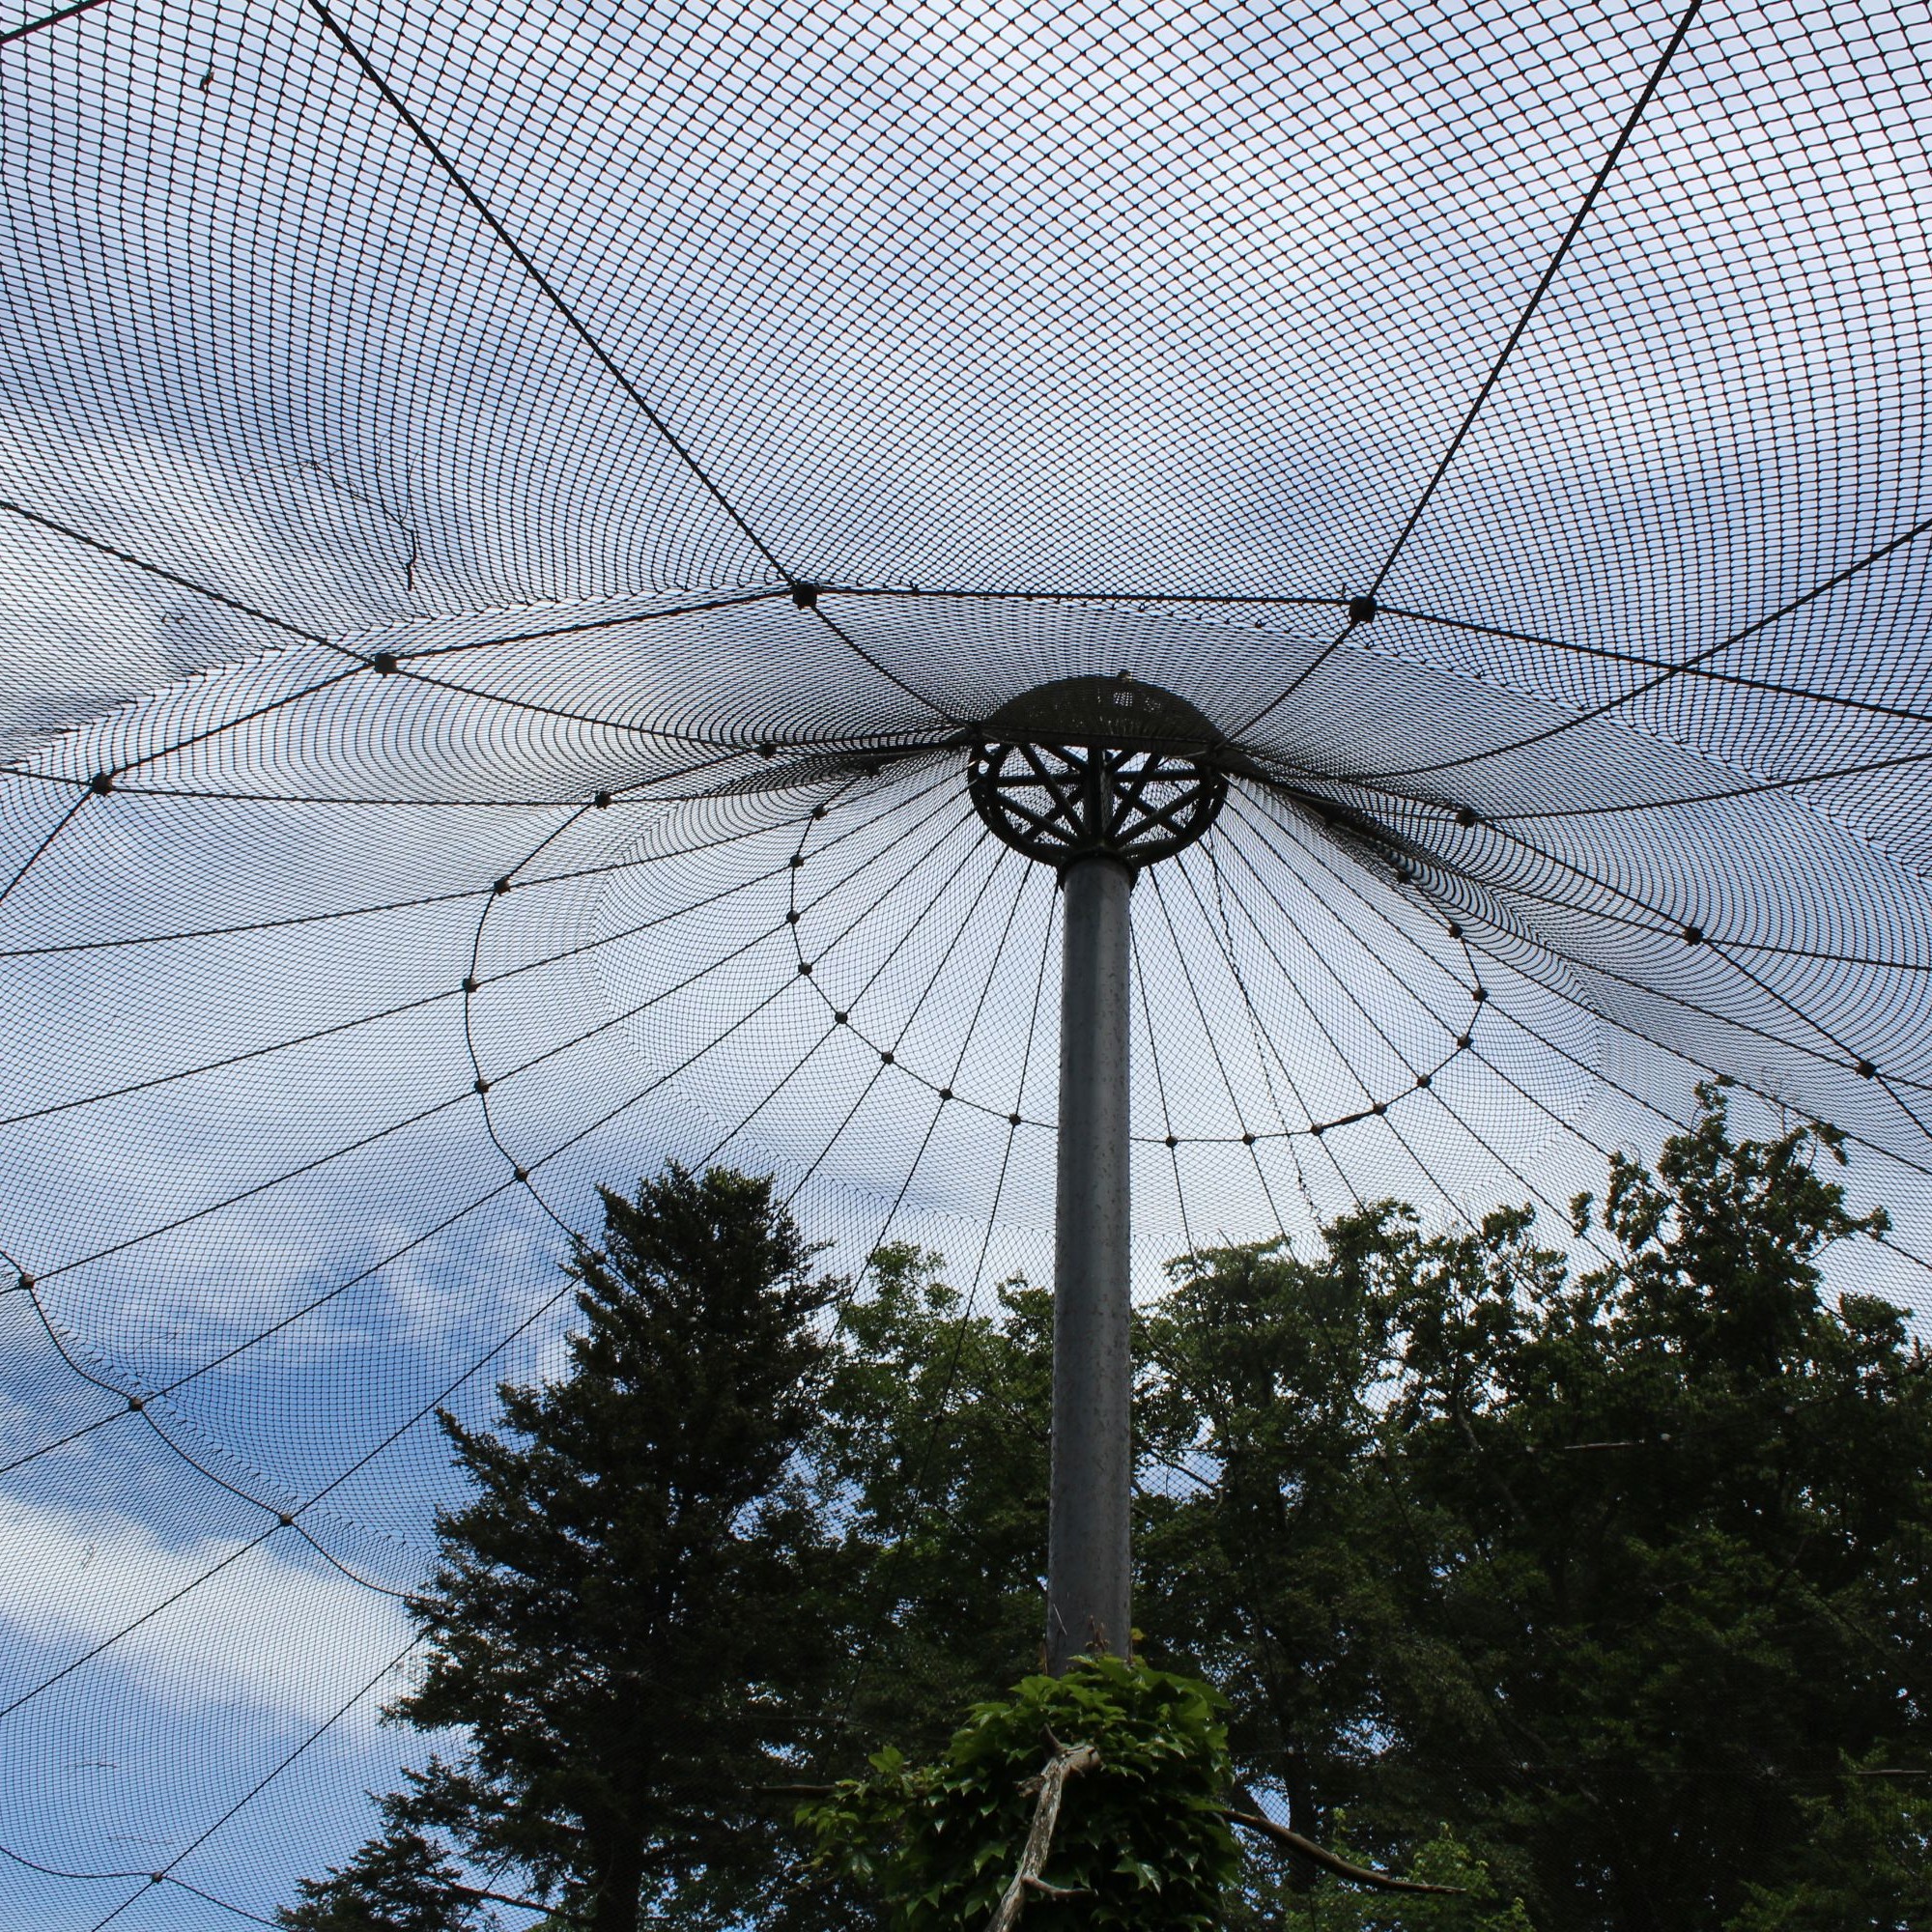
[0, 1492, 413, 1729]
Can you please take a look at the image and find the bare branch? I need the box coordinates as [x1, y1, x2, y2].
[987, 1740, 1100, 1931]
[1021, 1874, 1094, 1901]
[1219, 1808, 1465, 1895]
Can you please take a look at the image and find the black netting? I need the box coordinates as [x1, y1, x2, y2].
[3, 0, 1931, 1919]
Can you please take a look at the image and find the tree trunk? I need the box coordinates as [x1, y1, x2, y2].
[588, 1837, 646, 1932]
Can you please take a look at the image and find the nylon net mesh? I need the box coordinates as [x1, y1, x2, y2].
[2, 0, 1931, 1919]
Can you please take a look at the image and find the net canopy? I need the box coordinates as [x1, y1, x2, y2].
[2, 0, 1930, 1919]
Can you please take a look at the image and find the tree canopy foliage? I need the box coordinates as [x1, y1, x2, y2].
[282, 1162, 841, 1932]
[286, 1095, 1931, 1930]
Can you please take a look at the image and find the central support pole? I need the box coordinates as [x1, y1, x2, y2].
[1045, 852, 1133, 1674]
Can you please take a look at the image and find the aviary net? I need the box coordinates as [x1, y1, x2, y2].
[1, 0, 1929, 1921]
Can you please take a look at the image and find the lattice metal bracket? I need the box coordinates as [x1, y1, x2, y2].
[968, 674, 1231, 871]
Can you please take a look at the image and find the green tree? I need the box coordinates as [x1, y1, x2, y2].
[1724, 1755, 1932, 1931]
[279, 1795, 484, 1932]
[1137, 1092, 1932, 1931]
[284, 1164, 842, 1932]
[818, 1244, 1053, 1757]
[802, 1655, 1240, 1930]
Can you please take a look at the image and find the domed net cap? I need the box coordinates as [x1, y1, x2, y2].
[969, 676, 1229, 868]
[977, 674, 1223, 753]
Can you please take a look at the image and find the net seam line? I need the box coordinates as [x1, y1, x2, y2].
[1229, 777, 1932, 1036]
[821, 859, 1056, 1744]
[768, 772, 1000, 1201]
[303, 0, 788, 582]
[1449, 956, 1932, 1286]
[0, 500, 332, 646]
[1266, 727, 1932, 836]
[10, 777, 970, 1356]
[1231, 0, 1711, 741]
[817, 585, 1932, 734]
[471, 769, 970, 1097]
[1348, 511, 1932, 784]
[1476, 745, 1932, 824]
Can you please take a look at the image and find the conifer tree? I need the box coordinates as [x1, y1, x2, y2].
[282, 1163, 840, 1932]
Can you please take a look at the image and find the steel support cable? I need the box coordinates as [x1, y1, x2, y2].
[1443, 922, 1932, 1194]
[0, 1167, 523, 1482]
[6, 731, 893, 810]
[1411, 841, 1932, 990]
[825, 583, 1932, 736]
[79, 663, 370, 786]
[937, 857, 1035, 1095]
[770, 801, 1018, 1206]
[398, 585, 788, 662]
[803, 599, 966, 728]
[1148, 920, 1634, 1824]
[1254, 744, 1932, 848]
[821, 873, 1060, 1747]
[0, 792, 85, 911]
[0, 500, 333, 648]
[1446, 813, 1932, 976]
[1210, 800, 1590, 1237]
[8, 783, 964, 1375]
[825, 588, 1349, 611]
[1347, 510, 1932, 786]
[300, 0, 781, 581]
[24, 895, 805, 1287]
[1179, 834, 1396, 1225]
[393, 657, 955, 753]
[0, 847, 799, 1156]
[1467, 745, 1932, 826]
[456, 781, 861, 1175]
[0, 0, 109, 47]
[6, 1275, 421, 1598]
[685, 834, 1014, 1173]
[803, 836, 1016, 1053]
[260, 828, 1018, 1596]
[0, 755, 954, 965]
[1232, 0, 1711, 742]
[1194, 841, 1616, 1262]
[1375, 600, 1932, 731]
[1191, 852, 1370, 1213]
[77, 1635, 426, 1932]
[1129, 916, 1196, 1258]
[1212, 795, 1470, 1106]
[66, 773, 952, 1226]
[1197, 829, 1342, 1227]
[1222, 789, 1476, 1033]
[1142, 866, 1289, 1241]
[1451, 818, 1932, 1067]
[300, 7, 958, 728]
[0, 1228, 608, 1724]
[0, 660, 375, 924]
[1227, 788, 1932, 1097]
